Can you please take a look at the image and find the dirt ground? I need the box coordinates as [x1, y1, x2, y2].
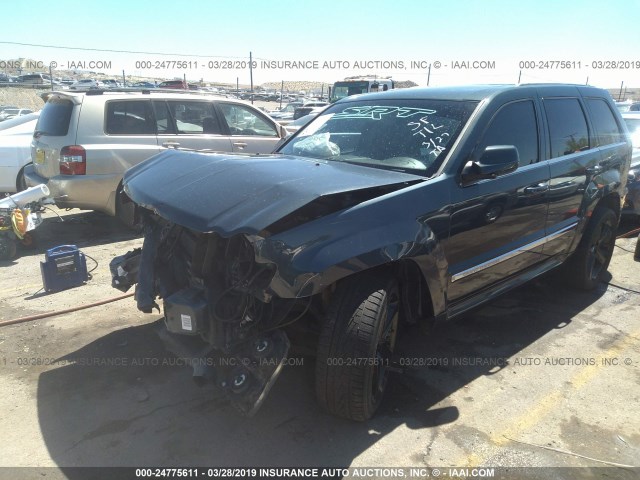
[0, 207, 639, 479]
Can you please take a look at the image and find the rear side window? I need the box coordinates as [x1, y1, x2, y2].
[585, 98, 623, 146]
[106, 101, 155, 135]
[479, 100, 539, 166]
[36, 97, 74, 136]
[544, 98, 590, 158]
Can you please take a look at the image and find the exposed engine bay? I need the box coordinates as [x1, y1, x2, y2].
[110, 212, 313, 416]
[109, 149, 426, 418]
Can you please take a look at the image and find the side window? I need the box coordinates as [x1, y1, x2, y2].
[152, 101, 174, 134]
[479, 100, 539, 166]
[218, 103, 278, 137]
[544, 98, 590, 158]
[105, 101, 155, 135]
[586, 98, 623, 146]
[167, 101, 220, 134]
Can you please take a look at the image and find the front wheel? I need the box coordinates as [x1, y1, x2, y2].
[115, 183, 142, 232]
[565, 207, 617, 290]
[316, 272, 400, 421]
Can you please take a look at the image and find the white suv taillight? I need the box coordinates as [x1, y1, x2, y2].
[59, 145, 86, 175]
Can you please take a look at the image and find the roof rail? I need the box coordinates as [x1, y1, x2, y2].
[80, 87, 224, 96]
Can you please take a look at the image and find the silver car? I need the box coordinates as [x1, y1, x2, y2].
[24, 90, 287, 225]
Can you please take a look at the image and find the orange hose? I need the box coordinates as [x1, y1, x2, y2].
[0, 292, 135, 328]
[617, 226, 640, 239]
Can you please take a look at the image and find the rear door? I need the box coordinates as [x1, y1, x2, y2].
[542, 96, 603, 257]
[156, 100, 232, 152]
[216, 102, 283, 153]
[89, 99, 161, 173]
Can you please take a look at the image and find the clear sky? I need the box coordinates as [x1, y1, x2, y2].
[1, 0, 639, 89]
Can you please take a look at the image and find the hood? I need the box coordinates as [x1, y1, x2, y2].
[123, 150, 423, 235]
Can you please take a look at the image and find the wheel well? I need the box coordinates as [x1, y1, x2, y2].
[596, 193, 621, 220]
[16, 163, 30, 192]
[318, 261, 435, 328]
[396, 259, 434, 327]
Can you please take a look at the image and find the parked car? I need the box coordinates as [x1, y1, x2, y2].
[110, 84, 631, 420]
[293, 104, 328, 120]
[16, 73, 54, 85]
[102, 79, 121, 88]
[621, 112, 640, 219]
[24, 90, 288, 226]
[69, 79, 105, 90]
[132, 82, 157, 89]
[158, 80, 187, 89]
[0, 112, 39, 193]
[0, 108, 33, 122]
[269, 102, 303, 121]
[0, 105, 18, 114]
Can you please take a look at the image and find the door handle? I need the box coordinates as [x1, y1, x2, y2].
[523, 183, 549, 195]
[233, 142, 248, 149]
[162, 142, 180, 149]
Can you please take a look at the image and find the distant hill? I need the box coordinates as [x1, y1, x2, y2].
[607, 87, 638, 102]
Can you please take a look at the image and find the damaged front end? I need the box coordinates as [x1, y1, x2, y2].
[110, 150, 425, 416]
[111, 214, 302, 416]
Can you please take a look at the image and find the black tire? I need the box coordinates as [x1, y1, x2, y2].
[316, 272, 400, 421]
[115, 184, 142, 232]
[16, 166, 28, 192]
[0, 236, 17, 261]
[565, 207, 617, 290]
[19, 231, 37, 250]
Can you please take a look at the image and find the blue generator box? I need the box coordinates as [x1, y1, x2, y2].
[40, 245, 89, 292]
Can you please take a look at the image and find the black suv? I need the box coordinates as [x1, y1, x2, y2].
[112, 84, 631, 421]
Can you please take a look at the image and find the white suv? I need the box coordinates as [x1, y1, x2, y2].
[24, 90, 287, 224]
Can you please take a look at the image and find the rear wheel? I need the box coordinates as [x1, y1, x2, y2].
[0, 236, 17, 261]
[565, 207, 617, 290]
[16, 166, 28, 192]
[19, 231, 37, 250]
[316, 271, 399, 421]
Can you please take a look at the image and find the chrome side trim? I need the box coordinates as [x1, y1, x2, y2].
[450, 223, 578, 283]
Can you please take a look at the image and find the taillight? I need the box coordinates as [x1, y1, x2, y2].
[59, 145, 86, 175]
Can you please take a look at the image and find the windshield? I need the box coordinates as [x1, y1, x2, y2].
[278, 99, 478, 176]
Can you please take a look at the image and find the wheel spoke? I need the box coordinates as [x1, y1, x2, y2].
[595, 247, 608, 266]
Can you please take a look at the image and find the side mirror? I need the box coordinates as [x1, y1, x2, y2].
[461, 145, 519, 185]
